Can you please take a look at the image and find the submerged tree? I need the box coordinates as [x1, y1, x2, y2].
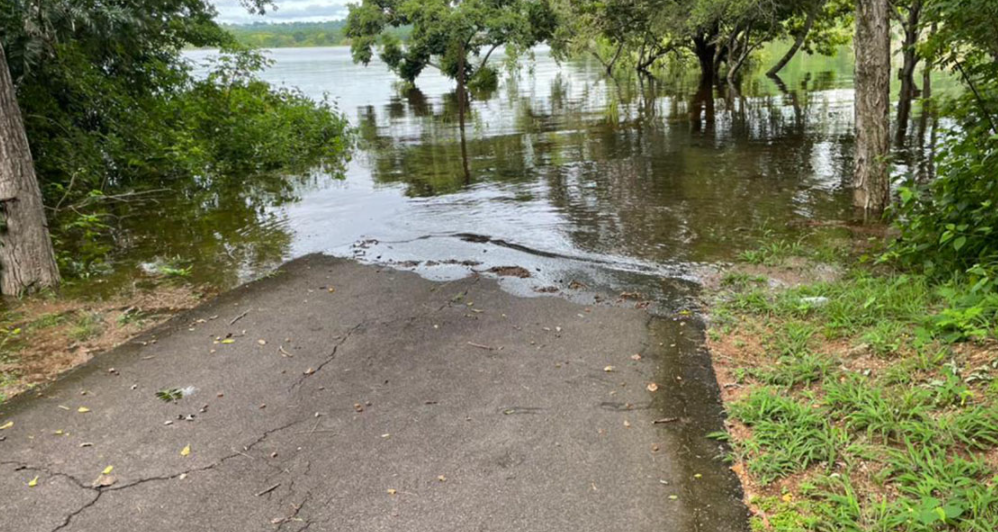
[892, 0, 924, 144]
[345, 0, 556, 89]
[853, 0, 891, 215]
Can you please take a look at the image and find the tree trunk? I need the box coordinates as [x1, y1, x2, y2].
[457, 42, 471, 185]
[693, 35, 717, 87]
[853, 0, 892, 215]
[767, 0, 825, 77]
[921, 22, 936, 101]
[0, 42, 60, 295]
[895, 0, 922, 145]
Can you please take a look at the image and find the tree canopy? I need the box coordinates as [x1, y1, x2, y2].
[344, 0, 556, 86]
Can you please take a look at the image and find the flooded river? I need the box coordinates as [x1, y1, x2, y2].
[96, 46, 943, 304]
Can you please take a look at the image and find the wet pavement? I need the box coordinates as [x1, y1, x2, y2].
[0, 256, 746, 531]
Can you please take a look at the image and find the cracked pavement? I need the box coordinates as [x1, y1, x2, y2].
[0, 255, 747, 531]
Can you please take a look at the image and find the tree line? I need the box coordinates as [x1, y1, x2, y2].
[223, 20, 413, 49]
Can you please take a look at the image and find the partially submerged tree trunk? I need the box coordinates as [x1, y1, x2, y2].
[768, 0, 826, 77]
[853, 0, 892, 215]
[0, 42, 60, 295]
[895, 0, 923, 145]
[693, 34, 718, 86]
[457, 41, 471, 185]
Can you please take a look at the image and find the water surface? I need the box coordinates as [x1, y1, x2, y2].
[101, 46, 942, 303]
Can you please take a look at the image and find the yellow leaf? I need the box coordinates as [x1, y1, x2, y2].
[77, 407, 91, 413]
[28, 476, 39, 488]
[221, 339, 235, 344]
[0, 421, 13, 430]
[782, 492, 794, 503]
[102, 466, 114, 475]
[181, 444, 191, 457]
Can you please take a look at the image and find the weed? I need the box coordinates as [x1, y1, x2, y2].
[728, 388, 846, 485]
[69, 312, 105, 342]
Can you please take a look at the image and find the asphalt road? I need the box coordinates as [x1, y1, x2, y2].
[0, 255, 746, 531]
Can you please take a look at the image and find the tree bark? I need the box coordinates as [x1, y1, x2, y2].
[853, 0, 892, 215]
[895, 0, 922, 145]
[693, 34, 717, 87]
[767, 0, 825, 77]
[457, 41, 471, 185]
[0, 42, 60, 295]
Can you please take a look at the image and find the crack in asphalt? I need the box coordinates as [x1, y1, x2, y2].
[38, 419, 306, 532]
[288, 322, 366, 393]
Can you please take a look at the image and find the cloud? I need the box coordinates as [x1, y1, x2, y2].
[212, 0, 353, 24]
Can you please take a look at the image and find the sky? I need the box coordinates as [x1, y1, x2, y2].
[212, 0, 352, 24]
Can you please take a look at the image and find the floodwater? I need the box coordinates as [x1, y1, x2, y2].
[94, 45, 943, 305]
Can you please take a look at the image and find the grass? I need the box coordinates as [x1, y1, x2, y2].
[709, 231, 998, 531]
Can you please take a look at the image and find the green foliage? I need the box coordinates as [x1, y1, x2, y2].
[888, 0, 998, 291]
[345, 0, 556, 84]
[1, 0, 351, 279]
[156, 388, 184, 402]
[223, 20, 413, 49]
[728, 387, 845, 484]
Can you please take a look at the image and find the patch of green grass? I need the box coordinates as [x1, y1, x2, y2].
[712, 237, 998, 531]
[752, 352, 836, 388]
[727, 388, 847, 484]
[69, 312, 105, 342]
[31, 312, 69, 330]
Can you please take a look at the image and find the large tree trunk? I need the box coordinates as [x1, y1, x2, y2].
[767, 0, 825, 77]
[693, 32, 718, 87]
[895, 0, 922, 145]
[0, 42, 60, 295]
[853, 0, 892, 216]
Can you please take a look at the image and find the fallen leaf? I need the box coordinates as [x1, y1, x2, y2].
[782, 493, 794, 503]
[630, 354, 642, 361]
[92, 475, 116, 488]
[668, 495, 678, 500]
[387, 489, 397, 495]
[77, 407, 91, 414]
[28, 476, 39, 488]
[0, 421, 12, 430]
[221, 339, 235, 344]
[694, 474, 702, 479]
[603, 366, 615, 373]
[646, 383, 659, 392]
[181, 444, 191, 457]
[102, 466, 114, 475]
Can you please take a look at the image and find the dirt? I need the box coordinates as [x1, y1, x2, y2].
[0, 283, 208, 399]
[487, 265, 532, 278]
